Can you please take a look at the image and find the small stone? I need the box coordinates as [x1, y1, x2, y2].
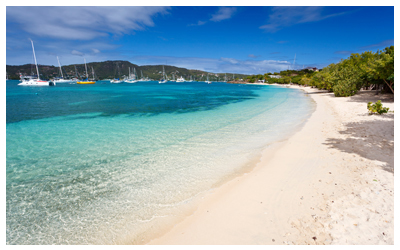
[272, 239, 275, 242]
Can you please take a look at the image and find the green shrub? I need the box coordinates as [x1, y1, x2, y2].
[367, 100, 389, 115]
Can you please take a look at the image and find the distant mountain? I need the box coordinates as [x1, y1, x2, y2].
[6, 60, 249, 81]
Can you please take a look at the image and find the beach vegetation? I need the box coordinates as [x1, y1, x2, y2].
[308, 46, 394, 96]
[367, 100, 389, 115]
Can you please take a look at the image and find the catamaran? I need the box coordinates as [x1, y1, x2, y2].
[18, 39, 55, 86]
[159, 65, 168, 84]
[77, 58, 95, 84]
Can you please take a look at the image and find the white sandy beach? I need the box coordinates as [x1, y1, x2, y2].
[147, 85, 394, 245]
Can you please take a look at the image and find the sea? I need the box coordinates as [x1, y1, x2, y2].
[6, 80, 315, 244]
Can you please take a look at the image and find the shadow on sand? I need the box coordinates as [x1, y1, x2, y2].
[324, 116, 394, 173]
[347, 90, 394, 104]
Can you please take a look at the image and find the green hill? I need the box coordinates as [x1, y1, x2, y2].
[6, 60, 248, 81]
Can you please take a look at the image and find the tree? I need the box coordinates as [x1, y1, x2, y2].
[372, 46, 394, 93]
[299, 76, 312, 86]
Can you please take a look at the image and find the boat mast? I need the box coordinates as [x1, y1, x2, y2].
[57, 56, 64, 78]
[293, 53, 296, 70]
[30, 39, 40, 80]
[74, 65, 79, 78]
[84, 58, 88, 79]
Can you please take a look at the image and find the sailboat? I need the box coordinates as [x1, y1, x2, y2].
[205, 73, 211, 84]
[170, 73, 176, 82]
[124, 67, 138, 83]
[159, 65, 168, 84]
[54, 56, 74, 84]
[110, 63, 122, 83]
[186, 75, 193, 82]
[18, 39, 55, 86]
[77, 58, 95, 84]
[90, 67, 98, 82]
[137, 70, 148, 82]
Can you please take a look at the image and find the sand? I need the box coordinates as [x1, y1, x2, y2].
[147, 85, 394, 245]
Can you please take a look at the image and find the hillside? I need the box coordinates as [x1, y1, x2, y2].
[6, 60, 249, 81]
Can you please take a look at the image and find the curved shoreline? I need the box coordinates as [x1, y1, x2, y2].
[147, 85, 394, 245]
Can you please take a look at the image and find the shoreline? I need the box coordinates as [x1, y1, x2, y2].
[147, 85, 394, 245]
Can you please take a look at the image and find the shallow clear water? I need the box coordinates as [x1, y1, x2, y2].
[6, 80, 315, 244]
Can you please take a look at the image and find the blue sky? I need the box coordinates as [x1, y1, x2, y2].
[6, 5, 395, 74]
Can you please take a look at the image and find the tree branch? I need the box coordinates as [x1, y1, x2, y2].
[383, 79, 394, 94]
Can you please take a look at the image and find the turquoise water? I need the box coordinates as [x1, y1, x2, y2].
[6, 80, 315, 244]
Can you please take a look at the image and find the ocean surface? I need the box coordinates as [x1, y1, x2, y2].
[6, 80, 315, 244]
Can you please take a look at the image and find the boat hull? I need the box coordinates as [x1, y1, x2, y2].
[77, 81, 95, 84]
[18, 80, 55, 86]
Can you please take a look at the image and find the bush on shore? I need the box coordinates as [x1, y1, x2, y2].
[310, 46, 394, 97]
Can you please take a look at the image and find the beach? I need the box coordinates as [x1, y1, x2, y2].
[148, 85, 394, 245]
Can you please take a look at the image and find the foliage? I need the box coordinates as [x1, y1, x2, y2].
[306, 46, 394, 96]
[299, 76, 312, 86]
[367, 100, 389, 115]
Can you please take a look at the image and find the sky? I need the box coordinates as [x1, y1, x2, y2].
[5, 4, 395, 75]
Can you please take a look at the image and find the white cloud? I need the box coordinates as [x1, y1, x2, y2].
[131, 55, 292, 75]
[210, 7, 237, 22]
[260, 7, 348, 33]
[220, 57, 239, 64]
[6, 6, 170, 40]
[71, 50, 84, 56]
[188, 20, 207, 26]
[91, 49, 101, 54]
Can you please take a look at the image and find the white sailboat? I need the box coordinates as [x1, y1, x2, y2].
[170, 73, 176, 82]
[54, 56, 74, 84]
[159, 65, 168, 84]
[125, 67, 138, 83]
[137, 70, 146, 82]
[18, 39, 55, 86]
[205, 73, 211, 84]
[111, 63, 122, 83]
